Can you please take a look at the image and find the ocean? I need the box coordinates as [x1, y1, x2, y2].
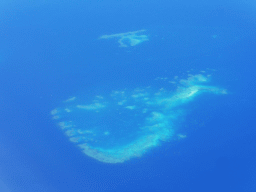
[0, 0, 256, 192]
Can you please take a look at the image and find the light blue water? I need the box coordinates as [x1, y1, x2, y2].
[0, 0, 256, 192]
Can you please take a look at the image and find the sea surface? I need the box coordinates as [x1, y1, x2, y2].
[0, 0, 256, 192]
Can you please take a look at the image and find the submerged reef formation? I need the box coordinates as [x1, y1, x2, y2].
[99, 30, 149, 47]
[51, 73, 227, 163]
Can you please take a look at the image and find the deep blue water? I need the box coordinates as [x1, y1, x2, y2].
[0, 0, 256, 192]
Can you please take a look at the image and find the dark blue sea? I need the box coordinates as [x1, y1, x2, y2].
[0, 0, 256, 192]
